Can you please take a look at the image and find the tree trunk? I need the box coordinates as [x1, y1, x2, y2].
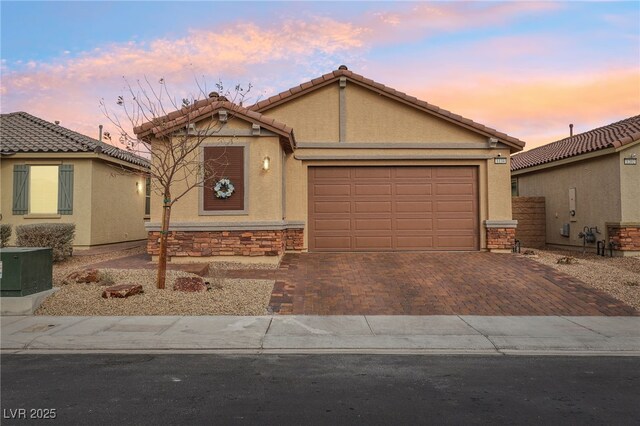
[157, 196, 172, 289]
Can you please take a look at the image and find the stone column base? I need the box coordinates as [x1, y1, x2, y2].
[484, 220, 517, 253]
[607, 222, 640, 253]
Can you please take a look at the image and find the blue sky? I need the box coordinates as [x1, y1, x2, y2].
[2, 1, 639, 149]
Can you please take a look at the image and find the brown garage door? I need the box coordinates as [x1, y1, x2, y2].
[308, 166, 478, 251]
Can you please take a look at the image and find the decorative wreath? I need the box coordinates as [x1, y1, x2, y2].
[214, 178, 235, 199]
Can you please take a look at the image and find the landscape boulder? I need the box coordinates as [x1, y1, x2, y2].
[65, 269, 100, 284]
[173, 277, 209, 292]
[102, 284, 143, 298]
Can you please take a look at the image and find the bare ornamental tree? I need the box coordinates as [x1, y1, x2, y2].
[101, 78, 251, 289]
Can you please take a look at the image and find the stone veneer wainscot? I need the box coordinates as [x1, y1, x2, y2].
[147, 229, 304, 258]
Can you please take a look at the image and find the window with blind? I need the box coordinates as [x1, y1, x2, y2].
[202, 146, 245, 211]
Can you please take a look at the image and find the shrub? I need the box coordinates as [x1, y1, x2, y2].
[16, 223, 76, 262]
[0, 224, 11, 248]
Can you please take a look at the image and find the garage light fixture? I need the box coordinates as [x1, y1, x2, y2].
[624, 154, 637, 165]
[262, 156, 271, 171]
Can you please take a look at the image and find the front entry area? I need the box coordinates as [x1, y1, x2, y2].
[308, 166, 479, 252]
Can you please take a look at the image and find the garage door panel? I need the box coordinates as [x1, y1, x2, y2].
[396, 183, 432, 195]
[435, 183, 474, 196]
[313, 168, 351, 179]
[435, 168, 475, 178]
[355, 184, 392, 196]
[315, 219, 351, 231]
[396, 235, 434, 249]
[354, 168, 391, 179]
[355, 219, 392, 231]
[396, 218, 432, 230]
[355, 201, 392, 213]
[314, 201, 351, 214]
[436, 236, 476, 249]
[313, 184, 351, 196]
[313, 236, 352, 249]
[308, 166, 478, 252]
[354, 236, 393, 250]
[437, 200, 474, 213]
[436, 218, 475, 230]
[395, 168, 432, 178]
[396, 201, 432, 213]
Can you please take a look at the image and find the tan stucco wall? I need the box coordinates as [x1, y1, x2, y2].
[149, 122, 284, 225]
[515, 153, 622, 247]
[0, 156, 93, 246]
[89, 160, 147, 245]
[260, 84, 339, 142]
[619, 143, 640, 222]
[345, 83, 486, 143]
[262, 81, 487, 144]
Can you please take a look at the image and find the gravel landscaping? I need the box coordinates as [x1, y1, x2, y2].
[523, 248, 640, 310]
[37, 268, 274, 316]
[52, 245, 147, 286]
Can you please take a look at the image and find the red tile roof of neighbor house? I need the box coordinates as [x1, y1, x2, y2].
[0, 111, 149, 168]
[133, 97, 296, 152]
[250, 66, 526, 151]
[511, 115, 640, 172]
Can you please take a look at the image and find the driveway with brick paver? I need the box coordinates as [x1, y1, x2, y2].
[220, 252, 638, 316]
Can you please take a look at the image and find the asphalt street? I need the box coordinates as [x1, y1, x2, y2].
[1, 354, 639, 425]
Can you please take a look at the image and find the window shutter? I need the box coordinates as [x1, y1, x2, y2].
[12, 165, 29, 215]
[58, 165, 74, 215]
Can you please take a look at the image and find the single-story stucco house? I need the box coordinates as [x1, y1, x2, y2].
[0, 112, 150, 248]
[511, 115, 640, 256]
[139, 66, 526, 262]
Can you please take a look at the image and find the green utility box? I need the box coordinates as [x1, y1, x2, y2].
[0, 247, 53, 297]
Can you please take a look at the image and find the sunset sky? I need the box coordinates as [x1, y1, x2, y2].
[2, 1, 639, 151]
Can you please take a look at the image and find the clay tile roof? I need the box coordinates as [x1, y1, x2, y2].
[0, 111, 149, 168]
[511, 115, 640, 171]
[133, 98, 295, 152]
[249, 67, 525, 150]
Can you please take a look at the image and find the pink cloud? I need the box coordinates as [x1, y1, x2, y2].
[408, 68, 640, 149]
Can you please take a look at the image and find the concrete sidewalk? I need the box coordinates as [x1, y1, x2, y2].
[2, 315, 640, 355]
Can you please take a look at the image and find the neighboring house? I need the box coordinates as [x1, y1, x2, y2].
[0, 112, 150, 248]
[138, 66, 525, 262]
[511, 115, 640, 256]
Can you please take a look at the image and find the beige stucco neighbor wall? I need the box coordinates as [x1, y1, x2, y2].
[515, 153, 622, 249]
[0, 156, 93, 246]
[619, 143, 640, 223]
[89, 160, 147, 246]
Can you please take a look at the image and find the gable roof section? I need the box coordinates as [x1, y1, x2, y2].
[511, 115, 640, 172]
[133, 99, 296, 152]
[0, 111, 149, 168]
[250, 67, 525, 151]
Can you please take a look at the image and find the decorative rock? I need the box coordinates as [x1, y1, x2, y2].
[65, 269, 100, 284]
[557, 256, 578, 265]
[102, 284, 143, 298]
[173, 277, 208, 292]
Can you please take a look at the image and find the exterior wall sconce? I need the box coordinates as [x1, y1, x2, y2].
[262, 156, 271, 171]
[136, 181, 141, 193]
[624, 154, 637, 165]
[494, 154, 507, 164]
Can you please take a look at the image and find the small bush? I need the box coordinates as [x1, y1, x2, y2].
[98, 270, 115, 286]
[16, 223, 75, 262]
[0, 224, 11, 248]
